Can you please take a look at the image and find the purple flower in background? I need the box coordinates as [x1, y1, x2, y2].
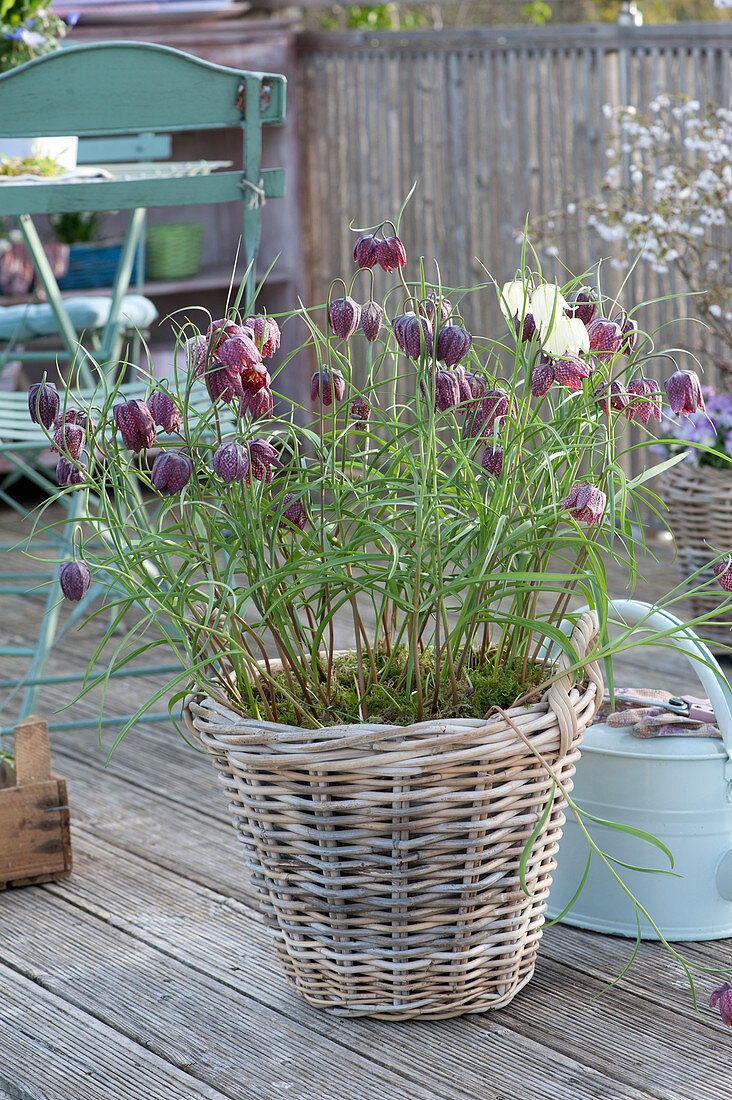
[28, 381, 59, 429]
[52, 422, 85, 461]
[66, 12, 81, 27]
[328, 296, 361, 340]
[710, 982, 732, 1025]
[280, 493, 307, 531]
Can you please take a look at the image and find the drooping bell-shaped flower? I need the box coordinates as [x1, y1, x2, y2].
[436, 324, 472, 367]
[587, 317, 623, 362]
[241, 385, 274, 420]
[531, 283, 569, 330]
[392, 311, 432, 360]
[59, 559, 91, 602]
[499, 280, 531, 325]
[713, 558, 732, 593]
[243, 314, 281, 359]
[531, 358, 555, 398]
[328, 296, 361, 340]
[360, 301, 383, 342]
[594, 380, 630, 415]
[147, 391, 182, 434]
[280, 493, 307, 531]
[710, 982, 732, 1026]
[481, 444, 503, 480]
[28, 381, 60, 429]
[113, 399, 156, 453]
[626, 375, 662, 425]
[431, 369, 461, 412]
[205, 362, 243, 405]
[207, 317, 248, 353]
[60, 407, 96, 434]
[56, 458, 86, 489]
[664, 369, 705, 416]
[185, 334, 209, 381]
[218, 333, 263, 375]
[419, 292, 452, 325]
[350, 394, 371, 421]
[615, 312, 639, 355]
[463, 387, 514, 440]
[560, 481, 606, 527]
[212, 441, 249, 485]
[353, 234, 379, 269]
[311, 367, 346, 407]
[53, 422, 86, 461]
[553, 355, 592, 392]
[566, 287, 598, 327]
[376, 235, 407, 273]
[542, 314, 590, 359]
[150, 451, 193, 496]
[455, 367, 486, 404]
[248, 438, 282, 483]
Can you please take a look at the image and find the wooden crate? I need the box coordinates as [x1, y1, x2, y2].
[0, 715, 72, 888]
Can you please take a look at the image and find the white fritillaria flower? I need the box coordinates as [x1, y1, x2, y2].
[499, 279, 531, 323]
[530, 283, 568, 329]
[527, 284, 588, 359]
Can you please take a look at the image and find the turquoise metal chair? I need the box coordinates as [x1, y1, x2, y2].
[0, 42, 286, 732]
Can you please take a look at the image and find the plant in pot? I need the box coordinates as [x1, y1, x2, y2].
[50, 211, 140, 291]
[0, 1, 79, 168]
[28, 219, 731, 1018]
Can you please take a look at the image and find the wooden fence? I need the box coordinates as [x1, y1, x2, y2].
[296, 22, 732, 390]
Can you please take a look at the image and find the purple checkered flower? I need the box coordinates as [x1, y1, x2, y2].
[587, 317, 623, 362]
[212, 442, 249, 485]
[665, 370, 705, 416]
[594, 380, 630, 415]
[392, 311, 433, 360]
[353, 234, 379, 269]
[713, 558, 732, 593]
[351, 395, 372, 421]
[566, 287, 598, 327]
[328, 296, 361, 340]
[241, 385, 274, 420]
[280, 493, 307, 531]
[710, 982, 732, 1025]
[360, 301, 383, 342]
[28, 382, 60, 429]
[148, 391, 182, 434]
[248, 438, 282, 483]
[481, 444, 503, 480]
[376, 235, 407, 273]
[52, 422, 86, 461]
[151, 452, 194, 496]
[113, 399, 156, 453]
[560, 481, 606, 527]
[56, 458, 86, 489]
[311, 367, 346, 407]
[186, 334, 209, 381]
[243, 314, 281, 359]
[463, 387, 515, 440]
[419, 293, 452, 325]
[615, 312, 639, 355]
[626, 375, 662, 425]
[436, 324, 472, 367]
[553, 355, 592, 392]
[59, 560, 91, 602]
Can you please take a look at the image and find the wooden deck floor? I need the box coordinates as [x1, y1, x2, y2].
[0, 504, 730, 1100]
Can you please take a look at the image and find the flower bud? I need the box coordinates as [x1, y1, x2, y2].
[713, 558, 732, 593]
[531, 359, 555, 398]
[53, 422, 86, 461]
[360, 301, 383, 342]
[560, 481, 606, 527]
[113, 399, 156, 453]
[566, 287, 598, 327]
[248, 438, 282, 483]
[311, 367, 346, 407]
[664, 369, 705, 416]
[350, 395, 371, 421]
[587, 317, 623, 362]
[151, 451, 193, 495]
[280, 493, 307, 531]
[243, 314, 281, 359]
[481, 444, 503, 479]
[59, 559, 91, 602]
[392, 311, 432, 360]
[434, 369, 461, 412]
[436, 324, 472, 367]
[28, 381, 59, 429]
[626, 375, 662, 425]
[376, 235, 407, 273]
[516, 311, 537, 342]
[463, 388, 514, 440]
[147, 391, 182, 434]
[328, 296, 361, 340]
[353, 234, 378, 269]
[212, 441, 249, 485]
[56, 458, 86, 488]
[186, 334, 209, 381]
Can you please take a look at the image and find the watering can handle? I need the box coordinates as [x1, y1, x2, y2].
[574, 599, 732, 794]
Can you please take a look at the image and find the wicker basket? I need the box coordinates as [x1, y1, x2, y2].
[145, 222, 204, 280]
[660, 461, 732, 649]
[184, 613, 602, 1019]
[57, 241, 141, 291]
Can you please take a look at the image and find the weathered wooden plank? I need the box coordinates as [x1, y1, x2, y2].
[0, 966, 233, 1100]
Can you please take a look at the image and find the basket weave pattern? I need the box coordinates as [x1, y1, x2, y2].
[660, 462, 732, 647]
[185, 613, 601, 1019]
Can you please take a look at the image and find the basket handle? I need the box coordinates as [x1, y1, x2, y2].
[547, 610, 603, 761]
[575, 599, 732, 796]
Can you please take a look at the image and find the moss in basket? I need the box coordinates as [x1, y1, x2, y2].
[267, 648, 546, 728]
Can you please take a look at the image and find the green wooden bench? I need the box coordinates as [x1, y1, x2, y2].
[0, 41, 286, 731]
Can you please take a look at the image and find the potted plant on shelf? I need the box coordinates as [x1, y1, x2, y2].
[0, 2, 79, 168]
[50, 211, 141, 291]
[28, 218, 732, 1018]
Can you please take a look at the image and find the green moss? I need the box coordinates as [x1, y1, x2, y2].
[265, 648, 546, 728]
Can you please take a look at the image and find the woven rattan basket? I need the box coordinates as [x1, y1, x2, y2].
[184, 612, 602, 1019]
[660, 461, 732, 649]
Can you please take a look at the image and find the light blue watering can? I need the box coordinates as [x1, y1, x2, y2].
[547, 599, 732, 941]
